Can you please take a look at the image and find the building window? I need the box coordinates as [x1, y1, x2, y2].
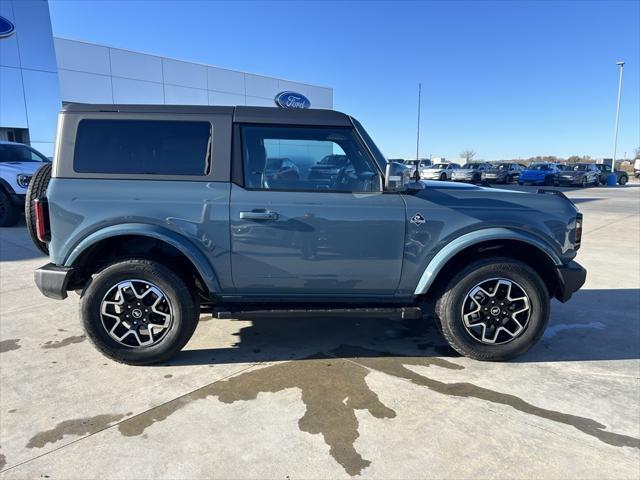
[74, 119, 212, 175]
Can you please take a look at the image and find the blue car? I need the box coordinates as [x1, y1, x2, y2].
[519, 163, 560, 186]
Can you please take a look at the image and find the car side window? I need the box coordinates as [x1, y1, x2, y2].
[74, 119, 212, 175]
[241, 125, 381, 192]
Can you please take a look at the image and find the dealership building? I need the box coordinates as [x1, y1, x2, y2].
[0, 0, 333, 157]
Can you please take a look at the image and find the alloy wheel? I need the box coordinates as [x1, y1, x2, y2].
[461, 278, 531, 344]
[100, 279, 173, 348]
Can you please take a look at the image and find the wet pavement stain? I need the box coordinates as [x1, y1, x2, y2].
[26, 414, 125, 448]
[0, 339, 20, 353]
[117, 346, 463, 476]
[41, 335, 86, 350]
[338, 345, 640, 452]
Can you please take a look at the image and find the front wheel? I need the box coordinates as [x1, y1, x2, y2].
[619, 176, 628, 185]
[81, 259, 199, 365]
[435, 257, 549, 361]
[439, 173, 447, 181]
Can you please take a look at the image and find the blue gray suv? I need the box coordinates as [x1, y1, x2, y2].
[30, 104, 586, 365]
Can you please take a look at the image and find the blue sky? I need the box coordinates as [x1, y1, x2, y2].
[49, 0, 639, 161]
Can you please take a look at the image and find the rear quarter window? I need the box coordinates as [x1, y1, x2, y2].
[73, 119, 212, 175]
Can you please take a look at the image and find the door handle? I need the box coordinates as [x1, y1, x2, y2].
[239, 210, 279, 221]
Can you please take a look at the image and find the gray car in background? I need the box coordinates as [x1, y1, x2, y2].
[451, 162, 492, 183]
[30, 103, 585, 366]
[481, 162, 524, 184]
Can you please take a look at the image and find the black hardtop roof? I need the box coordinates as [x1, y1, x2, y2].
[61, 103, 353, 127]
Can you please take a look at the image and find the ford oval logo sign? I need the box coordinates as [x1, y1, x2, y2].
[275, 91, 311, 109]
[0, 16, 15, 39]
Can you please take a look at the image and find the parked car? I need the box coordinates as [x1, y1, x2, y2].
[0, 141, 50, 226]
[422, 162, 461, 180]
[558, 163, 600, 187]
[634, 159, 640, 178]
[31, 103, 585, 365]
[594, 163, 629, 185]
[307, 154, 350, 186]
[403, 159, 432, 179]
[451, 162, 492, 183]
[519, 163, 560, 186]
[481, 163, 523, 184]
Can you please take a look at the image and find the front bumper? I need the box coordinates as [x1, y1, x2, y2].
[554, 260, 587, 302]
[519, 178, 545, 185]
[482, 174, 504, 182]
[34, 263, 74, 300]
[558, 177, 581, 186]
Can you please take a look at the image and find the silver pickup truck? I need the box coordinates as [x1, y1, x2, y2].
[28, 104, 586, 365]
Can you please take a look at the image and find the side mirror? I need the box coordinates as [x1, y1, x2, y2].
[385, 161, 417, 192]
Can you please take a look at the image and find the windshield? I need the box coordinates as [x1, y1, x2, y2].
[496, 164, 510, 170]
[430, 163, 448, 169]
[350, 117, 387, 172]
[462, 164, 481, 169]
[0, 144, 48, 163]
[530, 164, 552, 171]
[573, 164, 590, 171]
[404, 160, 419, 166]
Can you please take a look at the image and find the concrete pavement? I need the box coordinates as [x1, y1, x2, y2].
[1, 183, 638, 478]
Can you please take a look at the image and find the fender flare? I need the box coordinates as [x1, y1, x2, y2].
[414, 227, 562, 295]
[64, 223, 220, 292]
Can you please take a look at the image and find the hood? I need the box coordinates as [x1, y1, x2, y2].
[0, 162, 45, 175]
[412, 181, 578, 216]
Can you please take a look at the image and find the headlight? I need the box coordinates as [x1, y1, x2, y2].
[16, 174, 32, 188]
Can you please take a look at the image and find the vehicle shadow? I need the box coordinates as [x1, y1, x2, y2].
[0, 221, 45, 262]
[171, 288, 639, 366]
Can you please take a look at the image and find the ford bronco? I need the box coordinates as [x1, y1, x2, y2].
[30, 104, 586, 365]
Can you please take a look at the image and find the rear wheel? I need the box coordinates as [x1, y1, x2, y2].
[81, 259, 199, 365]
[435, 257, 549, 361]
[0, 189, 20, 227]
[25, 163, 52, 254]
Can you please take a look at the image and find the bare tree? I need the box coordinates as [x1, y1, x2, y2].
[460, 150, 476, 162]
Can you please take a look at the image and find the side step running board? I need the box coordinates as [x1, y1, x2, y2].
[211, 306, 422, 321]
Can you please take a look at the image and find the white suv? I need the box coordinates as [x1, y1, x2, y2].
[0, 141, 50, 226]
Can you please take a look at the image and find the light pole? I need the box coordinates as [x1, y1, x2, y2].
[416, 83, 422, 161]
[611, 61, 625, 182]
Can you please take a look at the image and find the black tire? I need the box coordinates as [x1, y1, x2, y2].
[435, 257, 549, 361]
[81, 259, 199, 365]
[25, 163, 52, 255]
[581, 177, 587, 188]
[0, 189, 20, 227]
[439, 173, 447, 181]
[619, 175, 628, 186]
